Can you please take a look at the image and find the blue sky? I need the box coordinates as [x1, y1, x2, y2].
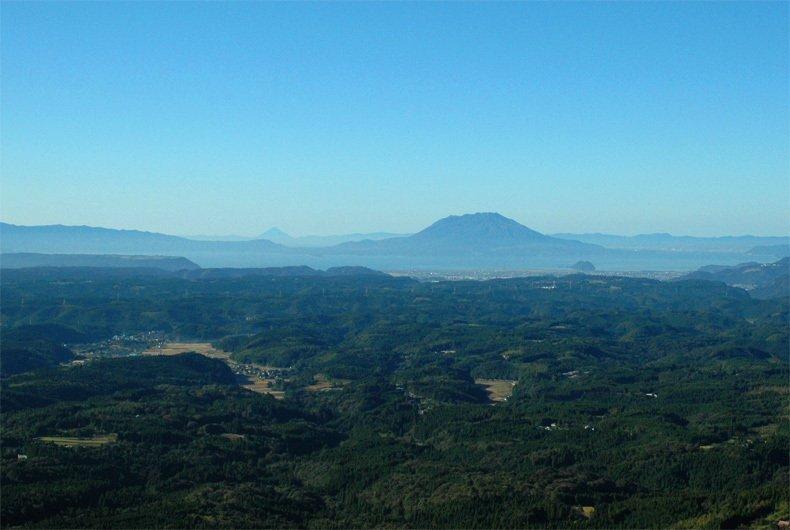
[2, 2, 788, 237]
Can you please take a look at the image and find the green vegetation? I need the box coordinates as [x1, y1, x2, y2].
[0, 324, 81, 377]
[1, 268, 787, 528]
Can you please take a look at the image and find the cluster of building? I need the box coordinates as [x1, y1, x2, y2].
[73, 331, 165, 358]
[230, 361, 287, 381]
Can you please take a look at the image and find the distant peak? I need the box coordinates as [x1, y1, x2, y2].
[414, 212, 549, 243]
[260, 227, 291, 238]
[428, 212, 534, 229]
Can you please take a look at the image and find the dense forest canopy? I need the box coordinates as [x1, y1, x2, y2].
[1, 267, 787, 528]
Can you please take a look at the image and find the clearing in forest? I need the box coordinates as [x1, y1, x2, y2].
[305, 373, 350, 392]
[145, 342, 286, 399]
[237, 374, 285, 399]
[475, 379, 517, 402]
[573, 506, 596, 519]
[39, 434, 118, 447]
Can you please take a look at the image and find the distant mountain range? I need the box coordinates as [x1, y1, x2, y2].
[2, 214, 786, 271]
[552, 232, 789, 253]
[185, 228, 409, 246]
[747, 244, 790, 258]
[0, 214, 598, 266]
[256, 228, 409, 247]
[0, 253, 199, 271]
[0, 223, 289, 254]
[680, 258, 789, 300]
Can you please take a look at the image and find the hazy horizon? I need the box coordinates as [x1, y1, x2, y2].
[2, 2, 788, 237]
[1, 214, 789, 240]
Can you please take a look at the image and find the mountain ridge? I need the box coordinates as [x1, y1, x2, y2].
[257, 227, 410, 247]
[553, 231, 790, 253]
[3, 215, 782, 270]
[0, 253, 200, 271]
[0, 222, 289, 255]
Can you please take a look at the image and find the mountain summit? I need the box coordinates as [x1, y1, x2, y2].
[259, 227, 291, 240]
[411, 212, 551, 247]
[332, 212, 600, 256]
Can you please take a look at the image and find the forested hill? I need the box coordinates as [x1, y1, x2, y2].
[680, 257, 789, 299]
[1, 268, 787, 528]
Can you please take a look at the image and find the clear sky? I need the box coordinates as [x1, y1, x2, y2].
[2, 2, 788, 237]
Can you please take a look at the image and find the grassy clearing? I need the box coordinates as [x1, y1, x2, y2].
[39, 434, 118, 447]
[475, 379, 517, 402]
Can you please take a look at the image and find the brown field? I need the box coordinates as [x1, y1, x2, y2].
[237, 374, 285, 399]
[143, 342, 229, 359]
[305, 373, 350, 393]
[475, 379, 517, 402]
[39, 434, 118, 447]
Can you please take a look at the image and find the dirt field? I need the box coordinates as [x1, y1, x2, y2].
[142, 342, 229, 359]
[475, 379, 517, 402]
[39, 434, 118, 447]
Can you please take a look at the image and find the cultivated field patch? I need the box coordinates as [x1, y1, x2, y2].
[143, 342, 229, 359]
[39, 434, 118, 447]
[237, 374, 286, 399]
[305, 373, 350, 392]
[475, 379, 517, 402]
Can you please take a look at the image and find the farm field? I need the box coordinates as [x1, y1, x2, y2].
[38, 434, 118, 447]
[305, 373, 350, 392]
[237, 374, 285, 399]
[475, 378, 517, 402]
[142, 342, 229, 359]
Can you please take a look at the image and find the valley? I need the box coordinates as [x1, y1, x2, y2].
[147, 342, 289, 398]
